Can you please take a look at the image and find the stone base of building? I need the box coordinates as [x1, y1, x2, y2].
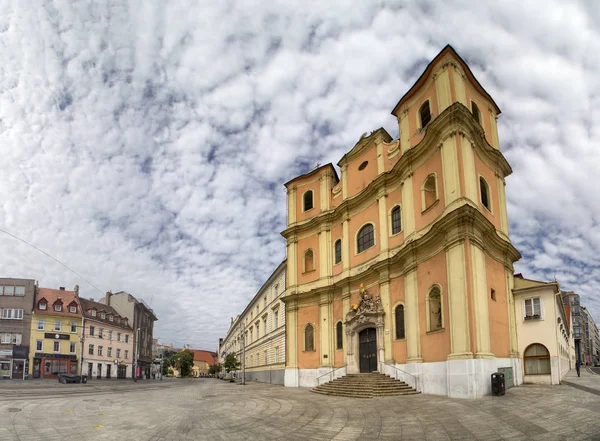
[286, 358, 523, 398]
[243, 369, 285, 385]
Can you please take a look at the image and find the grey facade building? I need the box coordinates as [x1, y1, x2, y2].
[0, 278, 36, 379]
[99, 291, 157, 379]
[582, 307, 599, 365]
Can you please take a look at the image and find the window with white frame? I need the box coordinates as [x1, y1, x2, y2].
[0, 333, 10, 344]
[274, 310, 279, 329]
[54, 320, 62, 331]
[98, 346, 103, 356]
[89, 344, 94, 355]
[36, 340, 43, 352]
[101, 312, 105, 319]
[53, 341, 60, 352]
[524, 297, 542, 319]
[98, 328, 104, 338]
[12, 333, 22, 345]
[54, 303, 62, 312]
[125, 334, 129, 343]
[108, 347, 112, 357]
[70, 322, 77, 333]
[109, 315, 113, 322]
[1, 309, 23, 320]
[274, 347, 279, 363]
[91, 310, 96, 317]
[3, 286, 14, 296]
[69, 305, 77, 313]
[116, 348, 121, 358]
[15, 286, 25, 296]
[69, 342, 76, 353]
[125, 350, 129, 359]
[37, 319, 45, 330]
[108, 330, 113, 340]
[39, 302, 47, 310]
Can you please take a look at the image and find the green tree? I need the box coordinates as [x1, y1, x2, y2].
[223, 353, 241, 373]
[209, 363, 222, 376]
[171, 349, 194, 377]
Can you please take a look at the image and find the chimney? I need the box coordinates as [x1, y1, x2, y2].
[59, 287, 65, 291]
[74, 285, 79, 296]
[105, 291, 112, 305]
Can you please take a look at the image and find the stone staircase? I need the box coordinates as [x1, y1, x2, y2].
[310, 372, 420, 398]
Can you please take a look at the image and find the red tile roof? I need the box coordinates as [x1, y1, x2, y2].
[35, 288, 82, 318]
[190, 349, 217, 365]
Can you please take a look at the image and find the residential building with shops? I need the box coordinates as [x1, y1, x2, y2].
[220, 260, 286, 384]
[0, 278, 36, 379]
[100, 291, 157, 379]
[29, 286, 83, 379]
[562, 291, 585, 364]
[513, 274, 574, 384]
[79, 297, 134, 379]
[582, 307, 600, 366]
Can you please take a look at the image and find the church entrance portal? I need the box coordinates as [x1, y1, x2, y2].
[359, 328, 378, 373]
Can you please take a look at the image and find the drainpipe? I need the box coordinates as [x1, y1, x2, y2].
[80, 316, 85, 377]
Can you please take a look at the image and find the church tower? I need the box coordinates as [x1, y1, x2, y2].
[281, 45, 521, 398]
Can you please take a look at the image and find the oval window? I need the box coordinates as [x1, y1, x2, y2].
[358, 161, 368, 171]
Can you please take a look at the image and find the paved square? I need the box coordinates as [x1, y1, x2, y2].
[1, 377, 600, 440]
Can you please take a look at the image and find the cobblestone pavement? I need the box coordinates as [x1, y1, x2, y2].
[1, 376, 600, 441]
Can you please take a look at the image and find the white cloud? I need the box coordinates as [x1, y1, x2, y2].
[1, 0, 600, 348]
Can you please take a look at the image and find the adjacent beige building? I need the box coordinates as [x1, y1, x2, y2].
[513, 275, 574, 384]
[220, 260, 286, 384]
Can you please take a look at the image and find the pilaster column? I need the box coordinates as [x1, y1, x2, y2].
[401, 177, 415, 237]
[440, 136, 460, 205]
[446, 241, 473, 359]
[470, 242, 493, 358]
[399, 109, 410, 153]
[497, 176, 509, 238]
[377, 189, 389, 252]
[434, 65, 452, 114]
[286, 300, 298, 368]
[288, 186, 297, 224]
[286, 241, 298, 289]
[318, 228, 331, 278]
[452, 66, 467, 107]
[342, 287, 351, 351]
[460, 135, 477, 203]
[341, 164, 348, 200]
[377, 140, 385, 174]
[405, 269, 422, 363]
[505, 269, 519, 357]
[342, 217, 350, 271]
[379, 269, 393, 362]
[320, 175, 330, 211]
[489, 109, 500, 149]
[319, 292, 332, 367]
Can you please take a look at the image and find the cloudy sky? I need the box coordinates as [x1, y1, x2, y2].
[1, 1, 599, 349]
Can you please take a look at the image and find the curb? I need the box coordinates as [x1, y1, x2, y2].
[562, 380, 600, 397]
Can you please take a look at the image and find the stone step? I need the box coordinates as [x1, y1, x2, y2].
[311, 373, 419, 398]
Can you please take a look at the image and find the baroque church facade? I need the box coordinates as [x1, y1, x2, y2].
[281, 45, 522, 399]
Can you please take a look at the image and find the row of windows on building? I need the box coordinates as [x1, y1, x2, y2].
[1, 308, 24, 319]
[0, 285, 26, 296]
[88, 326, 130, 342]
[36, 319, 78, 333]
[38, 300, 78, 313]
[246, 283, 281, 324]
[302, 178, 491, 271]
[246, 309, 280, 344]
[246, 346, 281, 367]
[0, 332, 22, 344]
[303, 287, 446, 352]
[87, 344, 129, 359]
[34, 339, 77, 353]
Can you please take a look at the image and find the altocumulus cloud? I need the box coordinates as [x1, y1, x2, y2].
[0, 0, 599, 348]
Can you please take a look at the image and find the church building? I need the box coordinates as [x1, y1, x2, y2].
[281, 45, 522, 399]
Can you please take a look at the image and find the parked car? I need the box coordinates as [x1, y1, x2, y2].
[58, 373, 85, 384]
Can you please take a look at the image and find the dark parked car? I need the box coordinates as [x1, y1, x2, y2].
[58, 373, 84, 384]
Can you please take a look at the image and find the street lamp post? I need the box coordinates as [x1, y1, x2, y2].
[240, 325, 246, 386]
[133, 327, 140, 382]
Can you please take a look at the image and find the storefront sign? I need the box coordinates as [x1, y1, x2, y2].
[13, 346, 28, 359]
[0, 349, 13, 357]
[36, 353, 77, 361]
[44, 333, 70, 340]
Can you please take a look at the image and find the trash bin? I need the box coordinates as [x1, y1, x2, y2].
[81, 375, 87, 384]
[491, 372, 505, 396]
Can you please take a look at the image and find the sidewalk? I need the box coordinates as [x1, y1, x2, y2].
[561, 367, 600, 396]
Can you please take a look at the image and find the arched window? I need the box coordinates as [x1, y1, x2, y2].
[304, 324, 314, 351]
[471, 101, 481, 124]
[304, 249, 314, 272]
[336, 321, 343, 349]
[419, 101, 432, 128]
[524, 343, 551, 375]
[303, 190, 314, 211]
[334, 239, 342, 264]
[391, 206, 402, 235]
[395, 305, 405, 339]
[428, 286, 442, 331]
[480, 177, 490, 211]
[422, 174, 437, 211]
[357, 224, 375, 253]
